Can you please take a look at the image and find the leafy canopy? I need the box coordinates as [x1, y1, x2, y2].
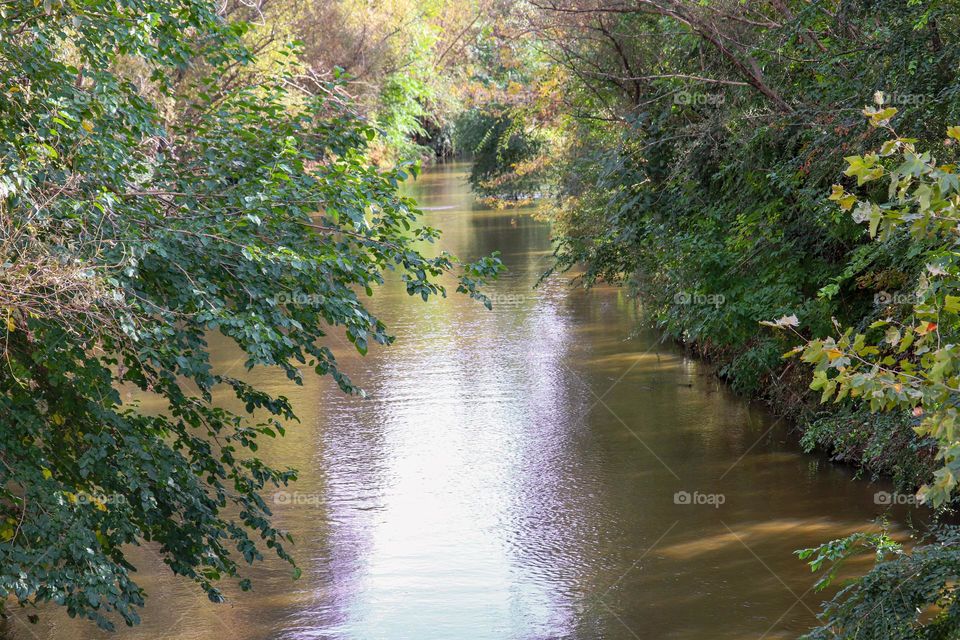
[796, 527, 960, 640]
[781, 99, 960, 508]
[775, 101, 960, 639]
[0, 0, 500, 629]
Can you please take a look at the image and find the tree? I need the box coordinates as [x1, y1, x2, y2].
[781, 102, 960, 507]
[228, 0, 501, 163]
[766, 101, 960, 640]
[0, 0, 500, 629]
[797, 527, 960, 639]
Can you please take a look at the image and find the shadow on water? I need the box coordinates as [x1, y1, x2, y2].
[3, 162, 924, 640]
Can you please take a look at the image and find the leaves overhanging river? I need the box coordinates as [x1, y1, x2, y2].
[3, 162, 919, 640]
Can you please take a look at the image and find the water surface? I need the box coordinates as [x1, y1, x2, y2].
[4, 163, 918, 640]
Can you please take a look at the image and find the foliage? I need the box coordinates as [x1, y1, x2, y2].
[455, 107, 545, 201]
[450, 9, 556, 201]
[798, 526, 960, 639]
[783, 104, 960, 507]
[474, 0, 960, 386]
[0, 0, 500, 630]
[784, 112, 960, 629]
[246, 0, 505, 165]
[194, 0, 493, 165]
[800, 408, 936, 491]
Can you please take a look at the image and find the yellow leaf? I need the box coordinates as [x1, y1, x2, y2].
[947, 126, 960, 141]
[825, 348, 844, 361]
[863, 106, 898, 125]
[50, 413, 65, 426]
[781, 346, 803, 359]
[81, 120, 93, 133]
[41, 468, 52, 480]
[879, 140, 898, 156]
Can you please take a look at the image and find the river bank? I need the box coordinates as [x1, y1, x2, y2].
[676, 337, 937, 495]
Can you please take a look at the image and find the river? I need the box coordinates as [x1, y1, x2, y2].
[3, 162, 917, 640]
